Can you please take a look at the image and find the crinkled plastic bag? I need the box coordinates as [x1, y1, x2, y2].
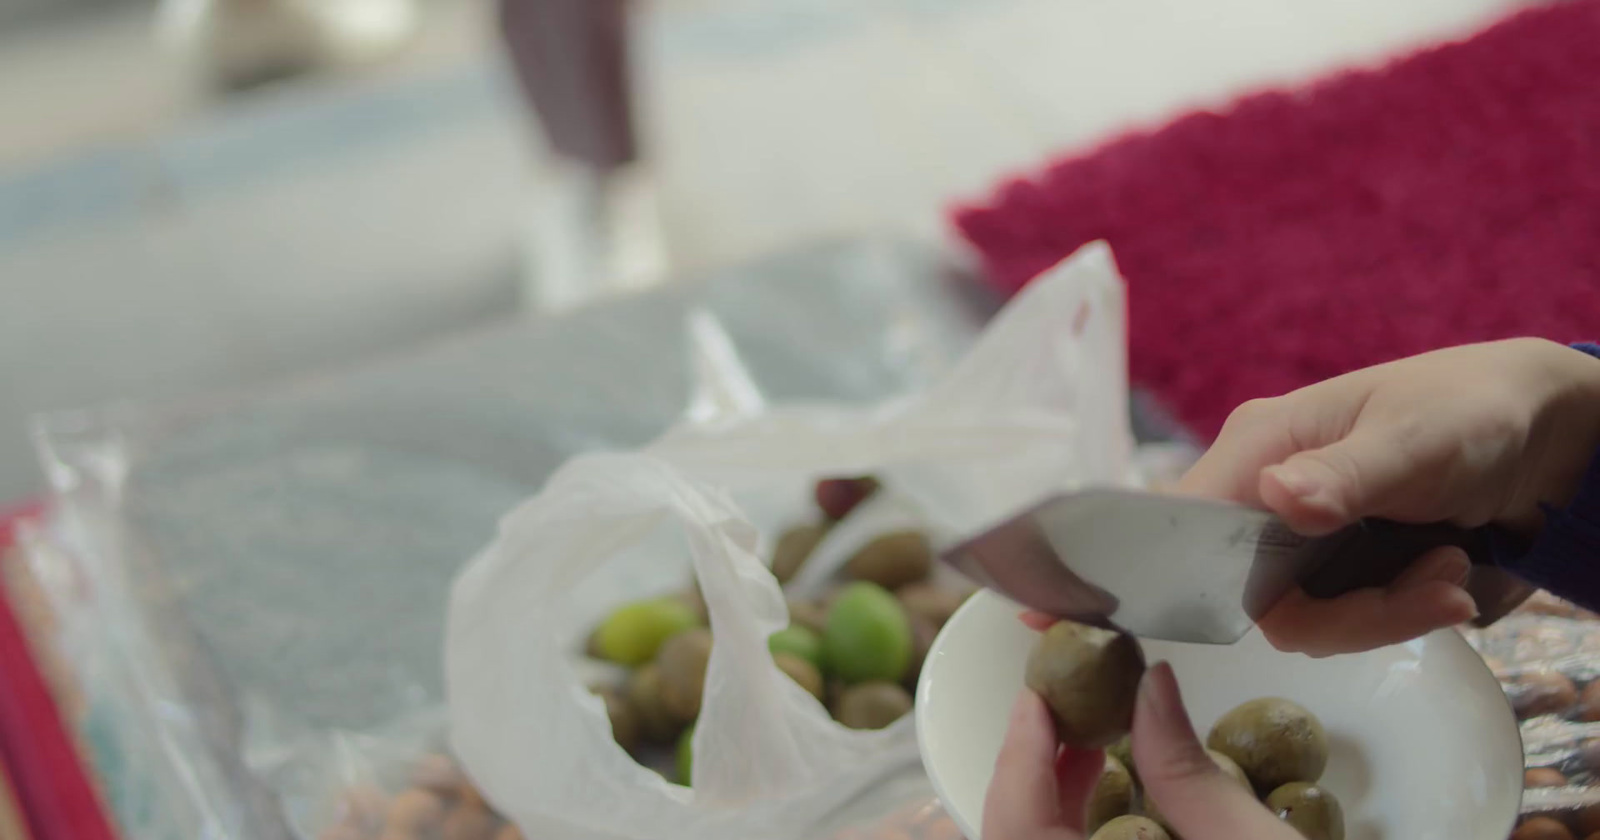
[445, 242, 1136, 840]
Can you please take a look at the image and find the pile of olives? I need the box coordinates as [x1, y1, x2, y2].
[318, 754, 523, 840]
[1024, 621, 1341, 840]
[1086, 696, 1341, 840]
[584, 476, 973, 784]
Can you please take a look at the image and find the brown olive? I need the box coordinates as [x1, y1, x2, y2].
[1525, 767, 1568, 788]
[1512, 816, 1576, 840]
[1513, 671, 1578, 719]
[775, 653, 825, 701]
[833, 681, 913, 729]
[845, 532, 933, 590]
[495, 826, 526, 840]
[787, 598, 829, 636]
[897, 582, 968, 629]
[657, 628, 713, 722]
[1089, 815, 1170, 840]
[1578, 681, 1600, 722]
[590, 684, 640, 752]
[1205, 698, 1328, 793]
[1024, 622, 1145, 749]
[772, 524, 828, 584]
[1576, 805, 1600, 839]
[627, 664, 685, 744]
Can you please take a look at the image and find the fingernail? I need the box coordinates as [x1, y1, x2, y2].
[1265, 463, 1320, 499]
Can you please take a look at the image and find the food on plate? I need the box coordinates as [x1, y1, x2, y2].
[1087, 755, 1135, 834]
[1089, 814, 1170, 840]
[627, 664, 685, 744]
[1512, 816, 1576, 840]
[815, 476, 880, 520]
[1024, 621, 1145, 748]
[832, 681, 913, 729]
[768, 625, 824, 669]
[657, 628, 714, 722]
[897, 581, 968, 629]
[1512, 670, 1579, 719]
[1205, 697, 1329, 793]
[590, 685, 640, 753]
[1265, 782, 1345, 840]
[594, 598, 700, 667]
[823, 582, 913, 684]
[774, 652, 825, 700]
[845, 531, 933, 590]
[772, 524, 828, 584]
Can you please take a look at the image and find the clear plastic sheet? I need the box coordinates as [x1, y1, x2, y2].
[1462, 592, 1600, 837]
[12, 237, 1194, 839]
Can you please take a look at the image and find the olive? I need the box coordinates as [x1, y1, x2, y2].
[1205, 698, 1328, 793]
[772, 524, 827, 584]
[845, 532, 933, 590]
[1265, 782, 1345, 840]
[833, 681, 913, 729]
[1024, 622, 1145, 749]
[1088, 815, 1170, 840]
[1087, 755, 1135, 834]
[657, 628, 713, 723]
[1512, 816, 1575, 840]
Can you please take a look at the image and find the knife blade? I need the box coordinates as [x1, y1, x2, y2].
[939, 488, 1532, 644]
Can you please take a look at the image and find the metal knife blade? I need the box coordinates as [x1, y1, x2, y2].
[939, 488, 1530, 644]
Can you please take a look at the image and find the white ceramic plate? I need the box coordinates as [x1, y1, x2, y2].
[917, 590, 1523, 840]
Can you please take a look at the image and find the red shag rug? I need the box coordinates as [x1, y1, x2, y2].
[954, 0, 1600, 439]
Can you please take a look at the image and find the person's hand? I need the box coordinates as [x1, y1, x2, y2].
[983, 661, 1297, 840]
[1179, 338, 1600, 656]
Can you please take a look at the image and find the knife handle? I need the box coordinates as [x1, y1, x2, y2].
[1297, 519, 1535, 628]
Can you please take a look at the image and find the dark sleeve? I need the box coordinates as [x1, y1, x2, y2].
[1496, 343, 1600, 611]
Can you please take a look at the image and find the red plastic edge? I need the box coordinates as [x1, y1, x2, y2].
[0, 501, 119, 840]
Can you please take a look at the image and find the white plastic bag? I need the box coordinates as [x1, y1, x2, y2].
[444, 241, 1137, 840]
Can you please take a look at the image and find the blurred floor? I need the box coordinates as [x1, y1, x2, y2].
[0, 0, 1534, 505]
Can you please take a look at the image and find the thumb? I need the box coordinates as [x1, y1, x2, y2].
[1132, 664, 1299, 840]
[1259, 428, 1416, 536]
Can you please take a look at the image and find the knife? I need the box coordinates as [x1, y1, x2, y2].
[939, 488, 1534, 644]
